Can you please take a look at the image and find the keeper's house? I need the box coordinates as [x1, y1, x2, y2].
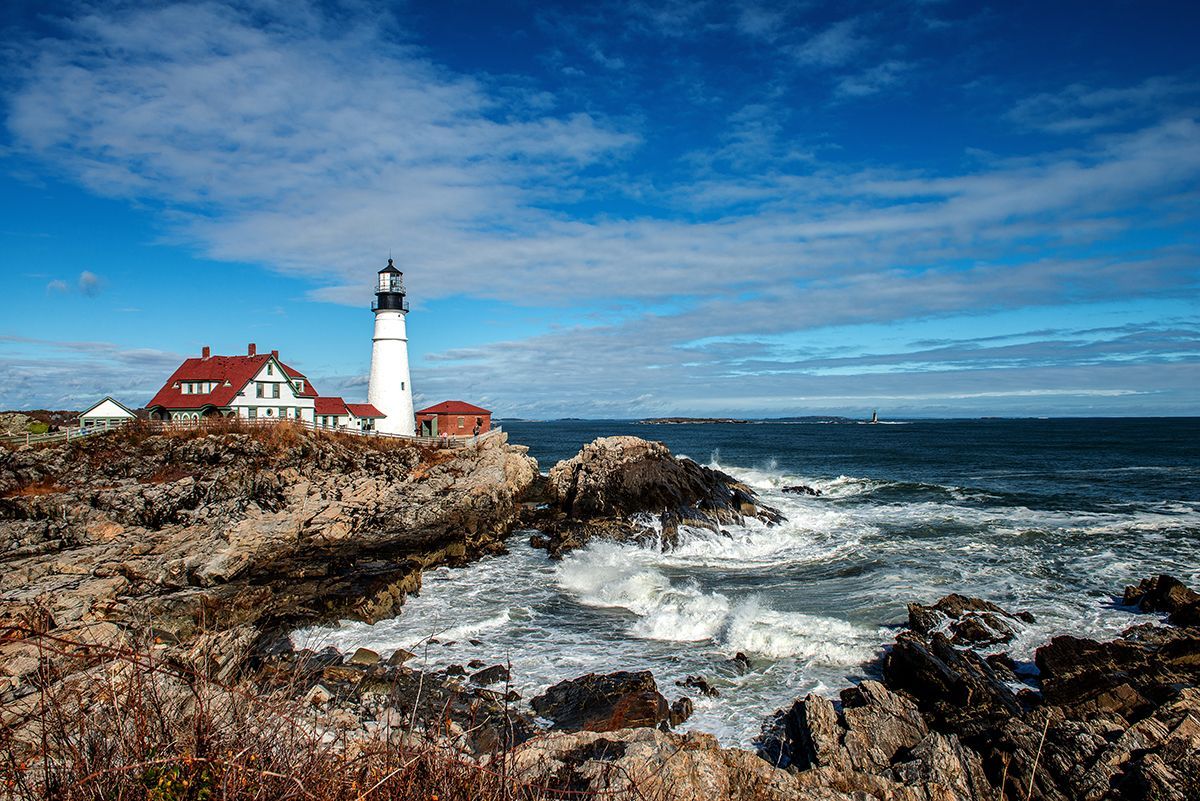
[415, 400, 491, 438]
[146, 344, 384, 429]
[79, 397, 137, 430]
[313, 396, 386, 432]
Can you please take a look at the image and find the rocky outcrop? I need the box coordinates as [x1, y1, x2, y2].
[0, 423, 538, 753]
[530, 436, 783, 556]
[907, 593, 1035, 646]
[759, 680, 993, 800]
[507, 727, 816, 801]
[1124, 573, 1200, 625]
[761, 578, 1200, 801]
[530, 670, 672, 733]
[0, 424, 537, 636]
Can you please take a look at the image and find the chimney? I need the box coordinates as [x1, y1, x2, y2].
[271, 349, 279, 358]
[248, 343, 257, 356]
[201, 346, 210, 360]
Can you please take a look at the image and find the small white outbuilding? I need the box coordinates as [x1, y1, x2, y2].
[78, 397, 137, 430]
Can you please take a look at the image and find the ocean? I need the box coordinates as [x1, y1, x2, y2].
[296, 418, 1200, 746]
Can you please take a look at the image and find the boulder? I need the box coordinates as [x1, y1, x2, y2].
[530, 670, 671, 732]
[535, 436, 783, 556]
[907, 593, 1034, 647]
[471, 664, 510, 686]
[677, 674, 720, 697]
[781, 485, 822, 496]
[1124, 574, 1200, 626]
[348, 647, 380, 665]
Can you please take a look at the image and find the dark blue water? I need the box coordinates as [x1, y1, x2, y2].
[504, 418, 1200, 513]
[303, 418, 1200, 745]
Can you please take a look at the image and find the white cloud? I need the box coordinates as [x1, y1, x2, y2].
[1008, 76, 1200, 134]
[788, 19, 867, 67]
[835, 60, 911, 97]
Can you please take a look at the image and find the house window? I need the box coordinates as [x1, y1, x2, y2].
[296, 380, 303, 391]
[248, 408, 257, 419]
[271, 384, 280, 399]
[256, 383, 265, 398]
[267, 363, 274, 375]
[458, 416, 464, 428]
[265, 408, 273, 417]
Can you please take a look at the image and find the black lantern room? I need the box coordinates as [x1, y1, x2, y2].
[373, 258, 409, 312]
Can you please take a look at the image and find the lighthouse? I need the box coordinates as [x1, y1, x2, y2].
[367, 259, 415, 435]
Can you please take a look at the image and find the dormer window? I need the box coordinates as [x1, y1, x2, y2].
[296, 379, 304, 391]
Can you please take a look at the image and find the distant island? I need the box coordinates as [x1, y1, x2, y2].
[638, 417, 749, 424]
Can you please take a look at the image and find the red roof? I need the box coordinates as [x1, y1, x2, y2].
[147, 353, 315, 410]
[346, 403, 385, 418]
[314, 396, 349, 416]
[283, 364, 318, 397]
[416, 400, 491, 415]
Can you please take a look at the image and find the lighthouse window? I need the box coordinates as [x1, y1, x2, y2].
[401, 382, 405, 390]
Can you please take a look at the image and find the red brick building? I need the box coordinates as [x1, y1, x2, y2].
[415, 400, 491, 438]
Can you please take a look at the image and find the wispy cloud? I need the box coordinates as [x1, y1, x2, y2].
[1008, 76, 1200, 134]
[789, 19, 867, 67]
[835, 60, 911, 97]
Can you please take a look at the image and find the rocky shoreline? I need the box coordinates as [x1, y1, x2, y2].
[2, 425, 1197, 800]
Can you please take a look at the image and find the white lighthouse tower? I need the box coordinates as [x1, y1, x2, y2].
[367, 259, 415, 436]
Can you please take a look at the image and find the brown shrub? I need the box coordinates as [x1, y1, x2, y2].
[0, 631, 645, 801]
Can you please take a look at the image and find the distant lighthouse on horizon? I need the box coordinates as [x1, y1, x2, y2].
[367, 259, 415, 436]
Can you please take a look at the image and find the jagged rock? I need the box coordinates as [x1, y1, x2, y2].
[732, 651, 751, 673]
[1124, 574, 1200, 626]
[670, 696, 694, 727]
[508, 727, 816, 801]
[533, 436, 783, 556]
[530, 670, 670, 732]
[348, 647, 380, 665]
[781, 484, 822, 496]
[884, 631, 1023, 735]
[759, 681, 992, 800]
[471, 664, 510, 686]
[907, 593, 1034, 646]
[677, 674, 720, 697]
[385, 648, 415, 666]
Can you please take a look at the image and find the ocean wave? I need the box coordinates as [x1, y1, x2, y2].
[556, 541, 882, 662]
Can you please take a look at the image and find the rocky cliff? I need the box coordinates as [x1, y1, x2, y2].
[0, 423, 537, 704]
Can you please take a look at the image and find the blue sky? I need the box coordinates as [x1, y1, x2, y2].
[0, 0, 1197, 417]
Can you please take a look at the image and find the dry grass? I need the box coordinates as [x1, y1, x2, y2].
[0, 630, 647, 801]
